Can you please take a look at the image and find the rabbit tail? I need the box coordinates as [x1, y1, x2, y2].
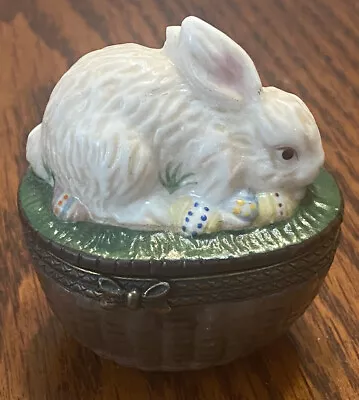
[26, 124, 53, 185]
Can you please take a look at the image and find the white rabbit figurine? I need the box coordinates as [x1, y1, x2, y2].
[26, 16, 324, 236]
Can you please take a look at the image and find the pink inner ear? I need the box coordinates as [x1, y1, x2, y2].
[212, 52, 243, 87]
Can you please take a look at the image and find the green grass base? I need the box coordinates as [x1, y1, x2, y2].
[19, 168, 342, 261]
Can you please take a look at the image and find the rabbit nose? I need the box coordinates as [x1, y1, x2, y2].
[298, 165, 321, 187]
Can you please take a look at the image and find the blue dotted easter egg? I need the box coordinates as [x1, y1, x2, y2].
[182, 200, 211, 237]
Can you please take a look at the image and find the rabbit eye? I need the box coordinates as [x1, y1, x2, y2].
[281, 147, 296, 160]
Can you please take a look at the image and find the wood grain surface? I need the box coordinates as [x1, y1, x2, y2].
[0, 0, 358, 399]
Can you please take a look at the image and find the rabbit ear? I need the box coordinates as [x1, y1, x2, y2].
[170, 16, 262, 107]
[163, 25, 181, 52]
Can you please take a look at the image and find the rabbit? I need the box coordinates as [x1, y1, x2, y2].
[26, 16, 324, 234]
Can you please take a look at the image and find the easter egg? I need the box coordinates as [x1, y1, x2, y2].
[169, 197, 222, 237]
[254, 191, 299, 227]
[231, 189, 259, 223]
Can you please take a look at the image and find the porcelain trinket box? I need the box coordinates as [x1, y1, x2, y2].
[19, 16, 343, 371]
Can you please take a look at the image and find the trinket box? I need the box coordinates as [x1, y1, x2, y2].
[19, 16, 343, 370]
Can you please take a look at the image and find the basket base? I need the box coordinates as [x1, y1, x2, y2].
[37, 267, 327, 371]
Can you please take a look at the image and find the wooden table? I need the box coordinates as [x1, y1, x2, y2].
[0, 0, 358, 399]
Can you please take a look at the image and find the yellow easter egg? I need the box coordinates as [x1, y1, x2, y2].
[254, 192, 299, 227]
[254, 193, 278, 227]
[203, 211, 223, 233]
[169, 196, 193, 228]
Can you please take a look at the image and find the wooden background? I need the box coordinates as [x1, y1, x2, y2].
[0, 0, 358, 399]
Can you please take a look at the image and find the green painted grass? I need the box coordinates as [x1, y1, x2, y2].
[19, 168, 342, 260]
